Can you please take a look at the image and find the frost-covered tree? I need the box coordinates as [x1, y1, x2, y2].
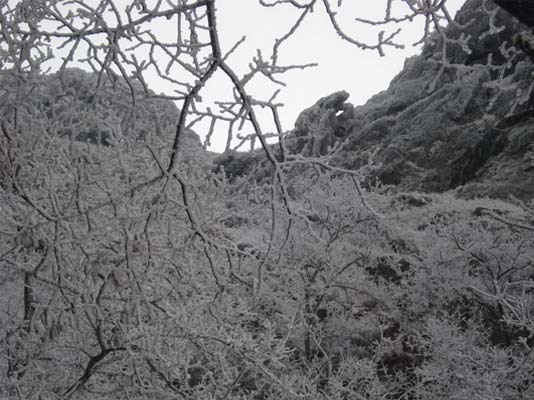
[1, 1, 533, 399]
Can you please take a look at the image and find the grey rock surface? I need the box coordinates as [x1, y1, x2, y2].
[285, 0, 534, 199]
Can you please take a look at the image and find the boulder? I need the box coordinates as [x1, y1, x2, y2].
[287, 91, 355, 157]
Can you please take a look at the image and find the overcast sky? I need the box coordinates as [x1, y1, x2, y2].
[209, 1, 465, 146]
[34, 0, 466, 151]
[190, 0, 467, 150]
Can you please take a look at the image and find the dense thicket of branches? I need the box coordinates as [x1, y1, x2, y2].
[0, 1, 533, 399]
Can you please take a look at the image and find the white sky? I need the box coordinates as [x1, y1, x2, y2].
[30, 0, 466, 151]
[193, 0, 466, 150]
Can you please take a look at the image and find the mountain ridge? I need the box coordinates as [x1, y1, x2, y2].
[216, 0, 534, 200]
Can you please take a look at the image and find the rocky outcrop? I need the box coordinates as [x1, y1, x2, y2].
[283, 0, 534, 200]
[0, 68, 209, 168]
[287, 91, 355, 157]
[458, 110, 534, 198]
[1, 68, 204, 151]
[493, 0, 534, 27]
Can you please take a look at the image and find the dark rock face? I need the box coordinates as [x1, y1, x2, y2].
[285, 0, 534, 199]
[493, 0, 534, 27]
[458, 112, 534, 198]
